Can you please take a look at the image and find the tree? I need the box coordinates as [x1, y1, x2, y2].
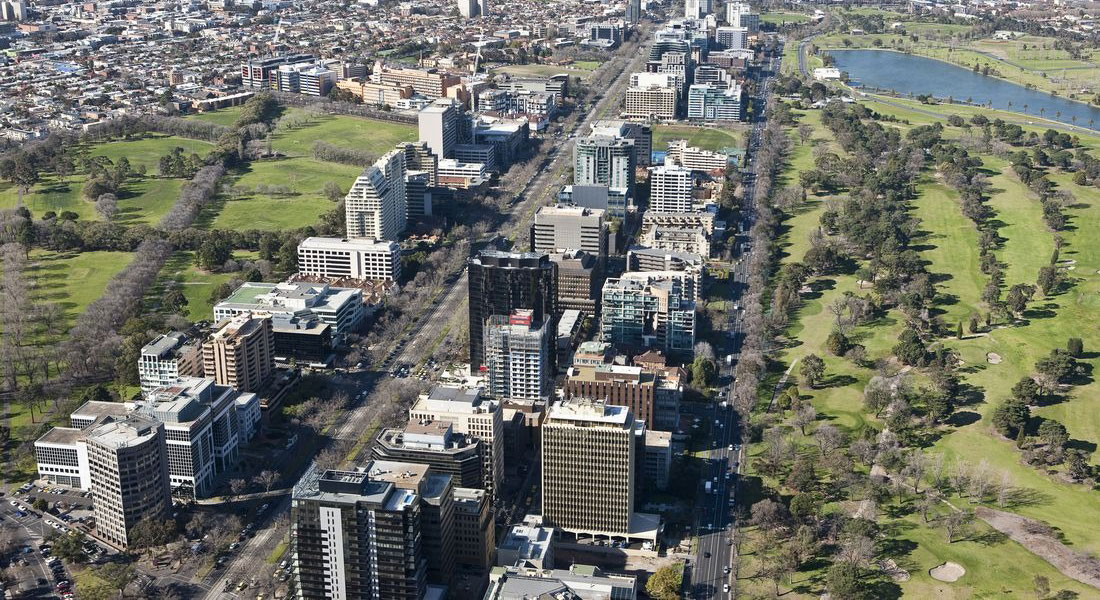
[1066, 337, 1084, 358]
[793, 405, 817, 435]
[892, 328, 926, 366]
[956, 321, 963, 339]
[162, 286, 188, 314]
[323, 181, 344, 202]
[943, 509, 974, 543]
[826, 330, 850, 356]
[827, 563, 869, 600]
[1035, 349, 1076, 386]
[862, 377, 891, 417]
[645, 562, 683, 600]
[95, 562, 137, 598]
[797, 123, 813, 145]
[786, 454, 818, 492]
[197, 233, 232, 271]
[51, 531, 87, 563]
[1038, 419, 1068, 449]
[33, 497, 48, 511]
[991, 397, 1030, 438]
[799, 354, 825, 388]
[1037, 265, 1058, 296]
[1005, 283, 1036, 315]
[1012, 377, 1040, 404]
[691, 356, 717, 388]
[1033, 575, 1050, 599]
[95, 193, 118, 221]
[255, 469, 280, 493]
[228, 478, 248, 499]
[813, 423, 844, 456]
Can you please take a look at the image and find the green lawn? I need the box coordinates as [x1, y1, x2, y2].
[27, 250, 135, 325]
[86, 135, 213, 172]
[270, 110, 417, 158]
[912, 181, 984, 322]
[0, 176, 90, 219]
[653, 124, 744, 154]
[761, 11, 810, 24]
[154, 251, 261, 322]
[203, 156, 360, 231]
[190, 106, 246, 127]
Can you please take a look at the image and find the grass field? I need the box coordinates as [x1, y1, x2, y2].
[492, 63, 596, 80]
[269, 109, 417, 157]
[191, 105, 246, 127]
[761, 11, 811, 24]
[0, 135, 212, 224]
[153, 250, 261, 322]
[748, 103, 1100, 597]
[652, 124, 744, 154]
[202, 156, 360, 231]
[86, 135, 213, 172]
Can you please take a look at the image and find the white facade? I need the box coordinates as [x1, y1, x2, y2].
[648, 162, 693, 213]
[138, 331, 202, 394]
[410, 386, 503, 500]
[297, 236, 402, 281]
[419, 98, 463, 159]
[345, 150, 407, 241]
[623, 86, 678, 121]
[715, 26, 748, 50]
[214, 281, 366, 343]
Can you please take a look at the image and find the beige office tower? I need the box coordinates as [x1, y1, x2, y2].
[82, 415, 171, 548]
[202, 313, 274, 393]
[410, 386, 502, 501]
[541, 399, 635, 535]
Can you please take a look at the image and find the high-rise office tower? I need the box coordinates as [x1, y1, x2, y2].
[530, 205, 608, 260]
[292, 468, 427, 600]
[484, 310, 552, 401]
[648, 161, 694, 213]
[467, 250, 557, 371]
[418, 98, 465, 160]
[345, 149, 407, 241]
[548, 250, 603, 315]
[83, 415, 172, 549]
[626, 0, 641, 23]
[541, 399, 636, 535]
[202, 313, 274, 393]
[373, 420, 485, 489]
[457, 0, 478, 17]
[453, 487, 495, 573]
[409, 386, 503, 501]
[574, 135, 636, 198]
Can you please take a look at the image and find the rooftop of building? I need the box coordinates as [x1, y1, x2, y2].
[535, 204, 605, 219]
[417, 385, 493, 414]
[367, 460, 430, 491]
[141, 331, 198, 359]
[84, 414, 161, 450]
[70, 400, 130, 424]
[488, 564, 636, 600]
[35, 426, 84, 447]
[547, 399, 631, 426]
[454, 486, 486, 504]
[209, 312, 269, 341]
[217, 281, 361, 311]
[498, 514, 554, 561]
[645, 429, 672, 447]
[298, 236, 400, 251]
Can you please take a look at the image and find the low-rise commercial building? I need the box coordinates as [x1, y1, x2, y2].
[138, 331, 203, 394]
[213, 281, 366, 344]
[485, 564, 637, 600]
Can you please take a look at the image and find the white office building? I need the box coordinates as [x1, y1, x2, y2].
[716, 26, 748, 50]
[345, 149, 407, 241]
[410, 386, 503, 500]
[484, 310, 552, 402]
[531, 205, 608, 258]
[419, 98, 465, 160]
[297, 236, 402, 281]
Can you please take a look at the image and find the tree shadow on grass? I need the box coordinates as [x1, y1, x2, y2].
[1000, 486, 1052, 509]
[1066, 438, 1098, 454]
[818, 374, 858, 389]
[946, 410, 981, 427]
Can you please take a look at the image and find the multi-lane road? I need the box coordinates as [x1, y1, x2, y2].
[689, 41, 782, 600]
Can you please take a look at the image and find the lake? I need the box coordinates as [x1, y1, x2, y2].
[829, 49, 1100, 132]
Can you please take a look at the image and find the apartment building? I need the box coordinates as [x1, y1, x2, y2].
[563, 364, 683, 430]
[574, 135, 636, 196]
[558, 184, 629, 218]
[727, 1, 759, 31]
[297, 237, 402, 281]
[541, 399, 635, 536]
[335, 78, 413, 106]
[484, 311, 552, 402]
[373, 420, 484, 489]
[626, 247, 706, 275]
[202, 313, 274, 393]
[530, 205, 608, 259]
[667, 139, 732, 171]
[687, 83, 743, 121]
[83, 415, 172, 549]
[716, 26, 749, 50]
[648, 161, 694, 213]
[291, 468, 427, 600]
[214, 281, 365, 345]
[138, 331, 202, 394]
[410, 386, 502, 501]
[240, 53, 313, 89]
[601, 274, 696, 357]
[591, 119, 653, 166]
[437, 158, 487, 189]
[365, 460, 457, 590]
[345, 149, 407, 241]
[467, 250, 557, 371]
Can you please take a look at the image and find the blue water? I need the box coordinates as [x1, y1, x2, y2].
[829, 49, 1100, 131]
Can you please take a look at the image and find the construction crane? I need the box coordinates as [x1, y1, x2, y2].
[272, 18, 285, 45]
[472, 38, 484, 75]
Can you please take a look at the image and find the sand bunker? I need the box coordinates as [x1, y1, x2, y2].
[987, 353, 1002, 364]
[929, 562, 965, 582]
